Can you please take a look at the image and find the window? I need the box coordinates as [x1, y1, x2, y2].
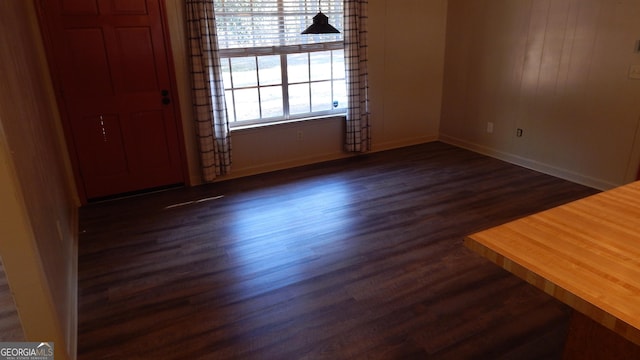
[213, 0, 346, 126]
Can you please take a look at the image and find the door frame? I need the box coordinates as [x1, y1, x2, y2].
[35, 0, 190, 204]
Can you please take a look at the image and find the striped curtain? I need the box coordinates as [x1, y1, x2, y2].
[185, 0, 231, 182]
[344, 0, 370, 153]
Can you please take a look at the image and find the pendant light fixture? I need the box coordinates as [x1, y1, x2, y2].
[301, 0, 340, 34]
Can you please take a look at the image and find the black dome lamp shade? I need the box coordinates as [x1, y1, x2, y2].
[301, 1, 340, 34]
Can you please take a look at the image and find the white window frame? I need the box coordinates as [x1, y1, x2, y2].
[214, 0, 346, 127]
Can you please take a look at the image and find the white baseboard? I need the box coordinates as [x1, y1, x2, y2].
[207, 135, 439, 183]
[439, 134, 617, 191]
[193, 133, 617, 191]
[373, 135, 440, 152]
[214, 151, 353, 182]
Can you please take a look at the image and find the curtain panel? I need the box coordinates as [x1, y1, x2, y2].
[344, 0, 370, 153]
[185, 0, 232, 182]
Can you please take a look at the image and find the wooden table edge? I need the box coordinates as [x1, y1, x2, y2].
[463, 235, 640, 346]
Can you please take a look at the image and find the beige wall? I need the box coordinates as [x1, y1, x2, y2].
[0, 2, 78, 359]
[165, 0, 448, 183]
[440, 0, 640, 190]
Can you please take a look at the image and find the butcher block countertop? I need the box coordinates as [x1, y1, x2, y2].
[465, 181, 640, 346]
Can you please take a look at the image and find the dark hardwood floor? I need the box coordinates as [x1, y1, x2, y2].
[77, 142, 599, 359]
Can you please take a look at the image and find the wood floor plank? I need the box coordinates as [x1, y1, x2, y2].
[77, 142, 599, 359]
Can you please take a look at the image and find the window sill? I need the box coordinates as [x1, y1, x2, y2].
[229, 114, 346, 132]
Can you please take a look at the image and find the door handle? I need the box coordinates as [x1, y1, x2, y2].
[162, 97, 171, 105]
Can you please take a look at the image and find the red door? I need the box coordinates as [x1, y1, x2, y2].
[38, 0, 185, 200]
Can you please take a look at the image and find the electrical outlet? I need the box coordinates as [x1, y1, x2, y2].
[486, 122, 494, 134]
[296, 131, 303, 141]
[516, 128, 523, 137]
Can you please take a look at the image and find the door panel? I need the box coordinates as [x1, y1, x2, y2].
[41, 0, 185, 200]
[114, 27, 159, 92]
[61, 0, 99, 15]
[126, 110, 174, 169]
[63, 29, 114, 96]
[109, 0, 148, 14]
[73, 114, 128, 178]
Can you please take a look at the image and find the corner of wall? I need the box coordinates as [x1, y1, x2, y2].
[0, 128, 72, 360]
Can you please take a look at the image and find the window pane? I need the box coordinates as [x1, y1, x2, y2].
[310, 51, 332, 81]
[225, 90, 236, 122]
[287, 53, 309, 83]
[221, 58, 232, 89]
[288, 83, 310, 115]
[311, 81, 332, 112]
[260, 86, 283, 118]
[332, 79, 347, 109]
[234, 88, 260, 121]
[258, 55, 281, 86]
[332, 49, 345, 80]
[230, 57, 258, 87]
